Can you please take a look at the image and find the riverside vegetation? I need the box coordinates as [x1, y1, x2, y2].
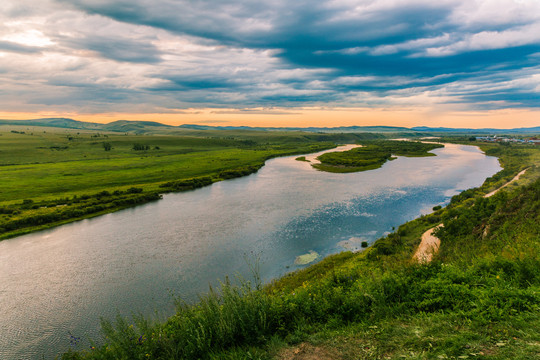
[58, 139, 540, 360]
[0, 125, 394, 240]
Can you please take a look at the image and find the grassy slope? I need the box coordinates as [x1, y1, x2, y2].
[60, 141, 540, 360]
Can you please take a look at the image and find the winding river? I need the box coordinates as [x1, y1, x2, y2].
[0, 143, 501, 359]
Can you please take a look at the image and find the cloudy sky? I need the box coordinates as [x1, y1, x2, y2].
[1, 0, 540, 127]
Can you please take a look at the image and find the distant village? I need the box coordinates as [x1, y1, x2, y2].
[475, 136, 540, 145]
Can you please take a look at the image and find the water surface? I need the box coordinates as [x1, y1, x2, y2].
[0, 143, 501, 359]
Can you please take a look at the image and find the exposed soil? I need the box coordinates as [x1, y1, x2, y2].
[413, 168, 530, 263]
[277, 343, 342, 360]
[413, 225, 443, 263]
[484, 168, 529, 198]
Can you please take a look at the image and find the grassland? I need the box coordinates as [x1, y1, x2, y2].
[0, 126, 318, 239]
[59, 140, 539, 360]
[1, 125, 399, 240]
[313, 140, 444, 173]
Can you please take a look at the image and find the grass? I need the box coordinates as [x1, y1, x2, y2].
[2, 126, 362, 239]
[59, 140, 540, 360]
[295, 310, 540, 359]
[0, 125, 420, 240]
[0, 127, 335, 201]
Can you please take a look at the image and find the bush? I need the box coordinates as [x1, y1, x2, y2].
[159, 176, 213, 191]
[219, 165, 262, 180]
[133, 143, 150, 151]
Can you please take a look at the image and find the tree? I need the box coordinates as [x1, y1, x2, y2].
[132, 143, 149, 151]
[103, 142, 112, 151]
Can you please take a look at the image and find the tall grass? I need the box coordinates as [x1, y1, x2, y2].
[60, 254, 540, 359]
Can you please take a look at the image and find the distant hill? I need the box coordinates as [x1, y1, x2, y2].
[0, 118, 102, 130]
[101, 120, 172, 133]
[1, 118, 538, 135]
[178, 124, 413, 133]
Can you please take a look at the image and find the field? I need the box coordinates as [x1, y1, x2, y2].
[2, 125, 539, 359]
[0, 125, 396, 239]
[58, 139, 540, 360]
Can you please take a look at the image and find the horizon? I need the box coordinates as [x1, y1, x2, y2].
[1, 1, 540, 128]
[1, 107, 540, 129]
[2, 115, 540, 130]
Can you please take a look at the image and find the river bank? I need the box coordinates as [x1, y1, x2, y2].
[0, 142, 337, 241]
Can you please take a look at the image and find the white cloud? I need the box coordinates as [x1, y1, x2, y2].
[450, 0, 540, 29]
[423, 22, 540, 56]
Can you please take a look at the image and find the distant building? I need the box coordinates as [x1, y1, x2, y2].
[476, 136, 497, 142]
[476, 136, 534, 144]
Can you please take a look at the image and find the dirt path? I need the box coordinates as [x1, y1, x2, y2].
[484, 168, 529, 198]
[412, 168, 529, 263]
[413, 225, 443, 263]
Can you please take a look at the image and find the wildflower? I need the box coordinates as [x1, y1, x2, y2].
[69, 334, 81, 346]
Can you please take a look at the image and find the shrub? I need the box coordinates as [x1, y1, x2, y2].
[133, 143, 150, 151]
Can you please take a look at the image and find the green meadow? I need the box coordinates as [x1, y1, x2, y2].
[1, 125, 394, 239]
[57, 139, 540, 360]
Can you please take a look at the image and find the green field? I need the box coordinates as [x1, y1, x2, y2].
[57, 139, 540, 360]
[1, 125, 395, 239]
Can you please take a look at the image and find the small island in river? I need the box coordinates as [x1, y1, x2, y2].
[313, 140, 444, 173]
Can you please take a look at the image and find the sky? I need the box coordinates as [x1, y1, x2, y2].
[1, 0, 540, 128]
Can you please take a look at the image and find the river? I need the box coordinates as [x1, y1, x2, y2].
[0, 143, 501, 359]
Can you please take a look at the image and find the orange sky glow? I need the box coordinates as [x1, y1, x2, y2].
[0, 108, 538, 129]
